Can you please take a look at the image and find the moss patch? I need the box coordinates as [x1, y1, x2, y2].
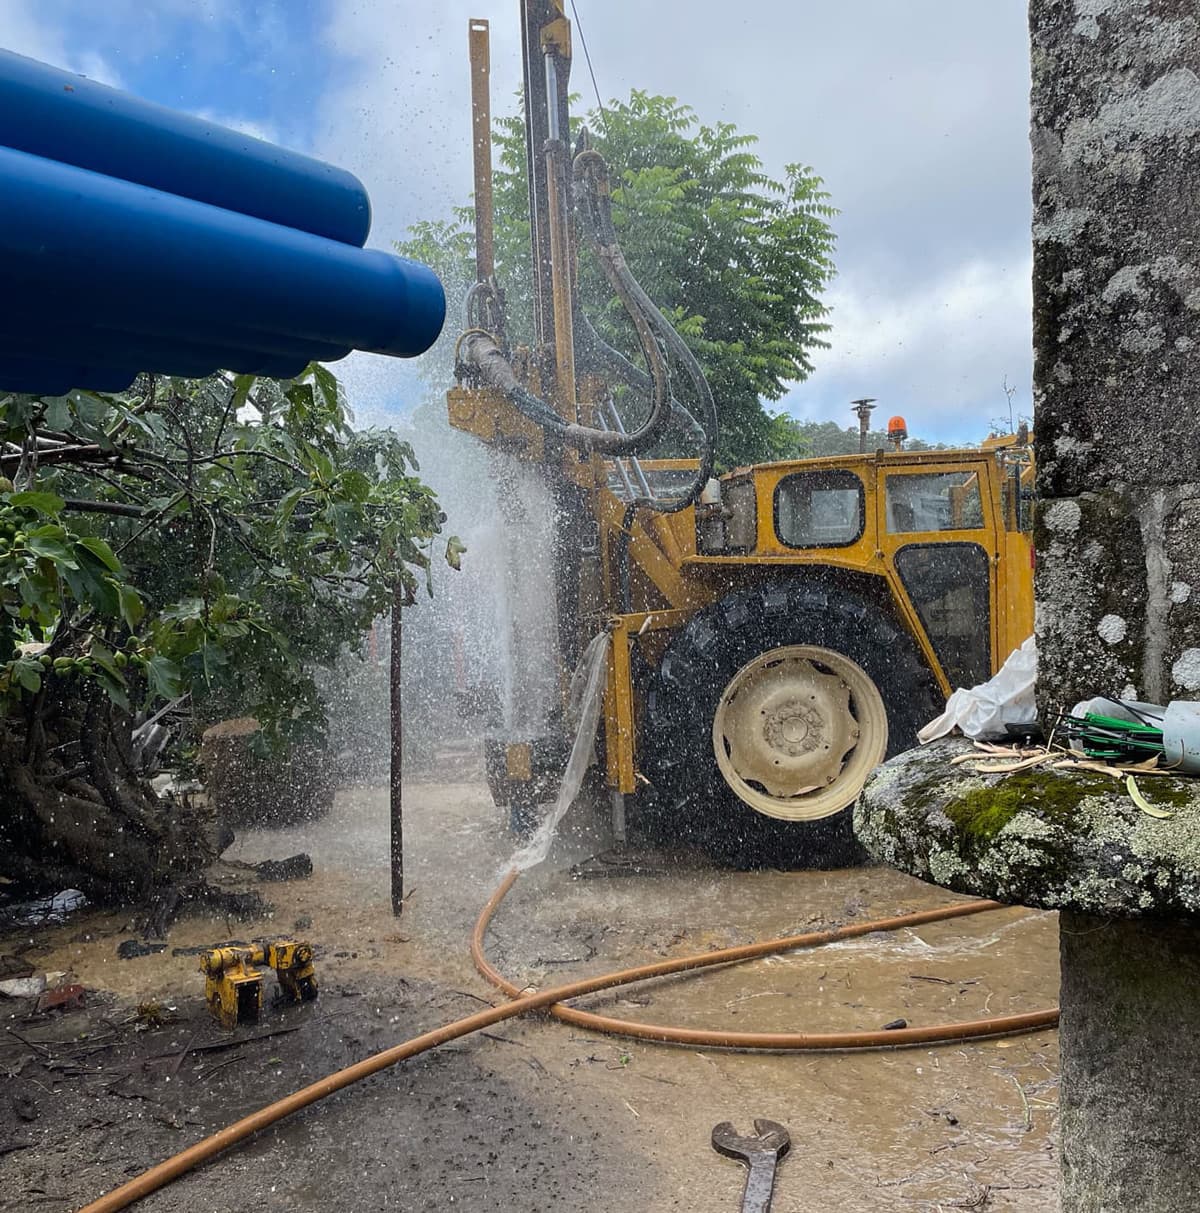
[862, 739, 1200, 915]
[943, 769, 1116, 857]
[1128, 778, 1196, 809]
[942, 769, 1200, 861]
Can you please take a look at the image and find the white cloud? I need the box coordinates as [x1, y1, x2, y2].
[190, 107, 282, 146]
[0, 3, 123, 85]
[818, 256, 1033, 377]
[314, 1, 526, 247]
[783, 251, 1034, 440]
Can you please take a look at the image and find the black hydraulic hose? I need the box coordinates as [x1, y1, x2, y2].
[610, 261, 719, 488]
[573, 303, 706, 442]
[572, 146, 721, 610]
[572, 147, 718, 507]
[457, 143, 674, 461]
[458, 143, 721, 608]
[456, 148, 714, 479]
[457, 329, 666, 457]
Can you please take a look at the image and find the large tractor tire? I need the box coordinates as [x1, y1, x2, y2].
[642, 583, 940, 868]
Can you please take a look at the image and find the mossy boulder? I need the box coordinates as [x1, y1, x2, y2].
[855, 738, 1200, 917]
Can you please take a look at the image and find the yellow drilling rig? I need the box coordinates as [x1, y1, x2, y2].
[448, 3, 1034, 865]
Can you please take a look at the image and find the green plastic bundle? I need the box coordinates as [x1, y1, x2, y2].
[1058, 710, 1165, 761]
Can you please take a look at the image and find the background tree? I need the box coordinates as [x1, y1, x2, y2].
[0, 370, 445, 900]
[399, 91, 838, 469]
[776, 419, 952, 458]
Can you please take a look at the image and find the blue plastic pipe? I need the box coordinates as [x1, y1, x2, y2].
[0, 329, 315, 383]
[0, 49, 371, 247]
[0, 145, 446, 362]
[3, 315, 351, 375]
[0, 358, 139, 397]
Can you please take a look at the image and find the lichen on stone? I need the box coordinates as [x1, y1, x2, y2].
[858, 738, 1200, 918]
[1170, 648, 1200, 691]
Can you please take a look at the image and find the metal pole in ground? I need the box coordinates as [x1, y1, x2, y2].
[389, 582, 404, 915]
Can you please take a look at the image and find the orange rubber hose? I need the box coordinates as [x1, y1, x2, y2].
[471, 870, 1060, 1050]
[78, 869, 1059, 1212]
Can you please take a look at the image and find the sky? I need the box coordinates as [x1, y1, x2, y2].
[1, 0, 1035, 444]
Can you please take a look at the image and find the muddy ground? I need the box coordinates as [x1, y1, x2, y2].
[1, 758, 1060, 1211]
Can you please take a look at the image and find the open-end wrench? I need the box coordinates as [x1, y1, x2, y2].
[711, 1118, 791, 1212]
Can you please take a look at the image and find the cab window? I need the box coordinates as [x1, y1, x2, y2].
[775, 470, 864, 548]
[895, 543, 991, 688]
[886, 471, 983, 533]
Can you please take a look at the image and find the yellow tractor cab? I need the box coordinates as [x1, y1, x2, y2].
[599, 438, 1034, 863]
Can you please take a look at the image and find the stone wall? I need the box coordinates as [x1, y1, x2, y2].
[1059, 911, 1200, 1208]
[1031, 0, 1200, 712]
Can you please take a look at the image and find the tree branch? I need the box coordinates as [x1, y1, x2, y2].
[63, 498, 149, 519]
[212, 377, 243, 455]
[114, 493, 186, 556]
[0, 444, 102, 468]
[160, 448, 305, 477]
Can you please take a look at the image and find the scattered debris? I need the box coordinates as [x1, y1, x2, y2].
[143, 881, 269, 940]
[117, 939, 167, 960]
[149, 1024, 305, 1061]
[0, 953, 35, 980]
[970, 753, 1056, 775]
[948, 734, 1196, 816]
[132, 1001, 179, 1030]
[945, 1182, 991, 1210]
[35, 983, 86, 1014]
[1009, 1074, 1033, 1133]
[1127, 774, 1174, 820]
[0, 974, 46, 998]
[909, 974, 979, 988]
[4, 1027, 52, 1058]
[223, 853, 314, 883]
[0, 888, 87, 929]
[172, 941, 247, 958]
[263, 857, 312, 882]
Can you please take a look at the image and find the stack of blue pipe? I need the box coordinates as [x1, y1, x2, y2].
[0, 50, 445, 395]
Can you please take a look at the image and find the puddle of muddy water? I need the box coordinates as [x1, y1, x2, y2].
[2, 774, 1061, 1211]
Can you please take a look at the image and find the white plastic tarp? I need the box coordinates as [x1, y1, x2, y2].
[918, 636, 1037, 743]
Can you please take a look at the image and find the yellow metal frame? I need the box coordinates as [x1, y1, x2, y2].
[604, 609, 692, 792]
[447, 385, 545, 462]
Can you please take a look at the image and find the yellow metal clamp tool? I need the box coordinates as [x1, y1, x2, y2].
[199, 940, 318, 1030]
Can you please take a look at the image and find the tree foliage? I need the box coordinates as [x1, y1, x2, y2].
[398, 91, 837, 469]
[0, 370, 445, 895]
[0, 370, 443, 739]
[767, 419, 953, 460]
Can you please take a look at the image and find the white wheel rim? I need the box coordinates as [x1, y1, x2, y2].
[711, 644, 888, 821]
